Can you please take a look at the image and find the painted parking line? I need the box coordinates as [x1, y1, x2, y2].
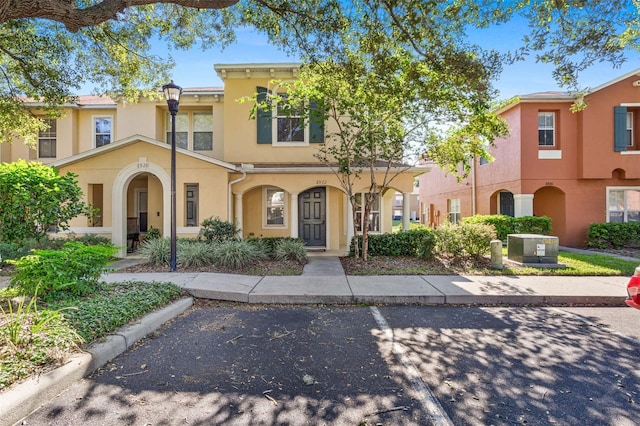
[370, 306, 454, 426]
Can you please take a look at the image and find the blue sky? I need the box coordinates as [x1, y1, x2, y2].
[158, 24, 640, 101]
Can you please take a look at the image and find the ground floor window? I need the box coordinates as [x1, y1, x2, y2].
[607, 187, 640, 222]
[186, 184, 198, 227]
[354, 192, 380, 233]
[264, 187, 286, 227]
[448, 198, 461, 224]
[88, 183, 103, 227]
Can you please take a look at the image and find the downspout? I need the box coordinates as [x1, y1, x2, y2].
[471, 156, 477, 215]
[228, 165, 248, 222]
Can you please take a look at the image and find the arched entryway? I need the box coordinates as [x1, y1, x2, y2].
[112, 161, 170, 257]
[534, 186, 566, 243]
[490, 190, 515, 216]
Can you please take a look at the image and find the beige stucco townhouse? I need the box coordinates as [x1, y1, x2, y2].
[1, 63, 422, 257]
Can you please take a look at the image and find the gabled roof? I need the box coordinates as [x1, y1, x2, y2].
[496, 68, 640, 115]
[51, 134, 238, 171]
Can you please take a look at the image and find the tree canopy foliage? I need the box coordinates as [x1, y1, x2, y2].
[1, 0, 638, 147]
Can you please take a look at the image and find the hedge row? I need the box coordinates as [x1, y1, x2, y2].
[586, 222, 640, 249]
[462, 215, 552, 241]
[350, 228, 436, 258]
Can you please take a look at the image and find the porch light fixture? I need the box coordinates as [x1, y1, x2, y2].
[163, 81, 182, 272]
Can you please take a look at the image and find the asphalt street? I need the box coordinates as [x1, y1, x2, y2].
[22, 302, 640, 426]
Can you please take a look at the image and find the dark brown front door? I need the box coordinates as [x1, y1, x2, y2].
[299, 187, 326, 247]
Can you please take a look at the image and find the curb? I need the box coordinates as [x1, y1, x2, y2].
[0, 297, 193, 426]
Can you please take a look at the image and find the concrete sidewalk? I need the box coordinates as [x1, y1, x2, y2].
[101, 269, 630, 307]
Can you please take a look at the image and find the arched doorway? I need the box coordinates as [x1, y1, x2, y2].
[534, 186, 566, 243]
[113, 161, 170, 257]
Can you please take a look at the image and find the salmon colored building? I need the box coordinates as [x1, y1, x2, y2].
[1, 63, 420, 257]
[419, 69, 640, 247]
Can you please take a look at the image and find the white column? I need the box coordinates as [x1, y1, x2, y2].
[402, 192, 411, 231]
[346, 194, 354, 255]
[234, 193, 243, 238]
[290, 192, 299, 238]
[514, 194, 534, 217]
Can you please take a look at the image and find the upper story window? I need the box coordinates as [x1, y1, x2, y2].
[256, 86, 324, 146]
[538, 112, 555, 146]
[275, 94, 305, 144]
[166, 111, 213, 151]
[94, 116, 113, 147]
[38, 118, 56, 159]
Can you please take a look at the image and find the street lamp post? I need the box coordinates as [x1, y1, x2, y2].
[162, 81, 182, 272]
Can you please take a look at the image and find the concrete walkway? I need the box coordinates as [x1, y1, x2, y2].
[102, 256, 631, 306]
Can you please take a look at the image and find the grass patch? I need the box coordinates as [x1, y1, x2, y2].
[0, 281, 183, 391]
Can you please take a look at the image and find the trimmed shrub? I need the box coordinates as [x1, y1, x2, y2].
[349, 227, 436, 258]
[71, 234, 112, 246]
[249, 237, 305, 259]
[273, 239, 307, 264]
[213, 240, 266, 269]
[586, 222, 640, 249]
[463, 215, 551, 241]
[434, 222, 464, 257]
[9, 242, 116, 301]
[459, 222, 497, 257]
[178, 241, 216, 268]
[198, 217, 240, 243]
[138, 237, 171, 266]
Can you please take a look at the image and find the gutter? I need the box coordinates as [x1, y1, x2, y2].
[228, 164, 250, 222]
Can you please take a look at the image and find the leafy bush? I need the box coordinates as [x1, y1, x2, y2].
[458, 222, 497, 257]
[198, 217, 240, 243]
[145, 226, 161, 240]
[434, 222, 464, 257]
[586, 222, 640, 249]
[0, 160, 91, 242]
[213, 240, 266, 269]
[463, 215, 551, 241]
[273, 239, 308, 264]
[349, 227, 436, 258]
[434, 222, 497, 258]
[9, 242, 116, 301]
[71, 234, 112, 246]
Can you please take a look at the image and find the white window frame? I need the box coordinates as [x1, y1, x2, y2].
[538, 112, 555, 147]
[38, 118, 57, 159]
[165, 111, 213, 151]
[354, 192, 381, 233]
[627, 111, 634, 147]
[606, 186, 640, 223]
[448, 198, 461, 224]
[263, 187, 287, 228]
[93, 115, 113, 148]
[271, 84, 310, 147]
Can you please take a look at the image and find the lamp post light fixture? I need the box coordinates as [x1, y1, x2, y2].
[162, 81, 182, 272]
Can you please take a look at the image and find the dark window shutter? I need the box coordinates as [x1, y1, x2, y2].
[257, 86, 272, 144]
[614, 106, 628, 152]
[309, 99, 324, 143]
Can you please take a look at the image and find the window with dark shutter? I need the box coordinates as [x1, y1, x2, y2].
[614, 106, 628, 152]
[309, 99, 324, 143]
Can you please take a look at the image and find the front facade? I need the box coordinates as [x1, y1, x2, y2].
[1, 63, 419, 257]
[419, 69, 640, 247]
